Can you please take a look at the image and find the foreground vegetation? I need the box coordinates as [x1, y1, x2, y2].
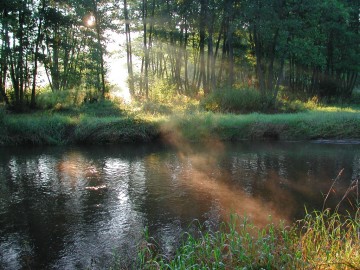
[124, 208, 359, 270]
[122, 170, 359, 269]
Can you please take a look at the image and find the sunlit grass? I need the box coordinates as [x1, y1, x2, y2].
[299, 208, 360, 269]
[159, 110, 360, 142]
[311, 105, 360, 113]
[122, 207, 359, 270]
[2, 91, 360, 145]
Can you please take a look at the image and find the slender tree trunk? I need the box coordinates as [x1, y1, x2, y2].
[207, 10, 215, 92]
[266, 29, 279, 93]
[142, 0, 149, 99]
[184, 23, 189, 93]
[31, 4, 44, 107]
[0, 7, 10, 104]
[93, 0, 106, 98]
[124, 0, 134, 96]
[199, 0, 207, 94]
[226, 0, 235, 88]
[253, 25, 266, 93]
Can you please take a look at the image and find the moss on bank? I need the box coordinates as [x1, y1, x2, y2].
[1, 110, 360, 145]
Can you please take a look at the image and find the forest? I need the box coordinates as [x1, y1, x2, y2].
[0, 0, 359, 111]
[1, 2, 360, 269]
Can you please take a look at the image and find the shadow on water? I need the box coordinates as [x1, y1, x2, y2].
[0, 141, 359, 268]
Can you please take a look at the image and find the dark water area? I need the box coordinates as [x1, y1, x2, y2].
[0, 141, 359, 269]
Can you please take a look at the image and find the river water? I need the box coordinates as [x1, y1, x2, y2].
[0, 141, 359, 269]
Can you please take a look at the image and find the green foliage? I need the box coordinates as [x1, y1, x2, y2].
[74, 116, 158, 144]
[140, 101, 173, 115]
[2, 114, 75, 145]
[35, 88, 125, 117]
[36, 89, 87, 110]
[298, 208, 360, 269]
[131, 208, 360, 269]
[149, 79, 178, 102]
[161, 110, 360, 142]
[79, 100, 124, 117]
[200, 88, 272, 113]
[2, 97, 360, 146]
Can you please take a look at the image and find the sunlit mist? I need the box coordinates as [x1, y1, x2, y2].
[106, 31, 133, 103]
[160, 126, 294, 227]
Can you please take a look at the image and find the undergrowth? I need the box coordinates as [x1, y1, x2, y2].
[118, 178, 360, 270]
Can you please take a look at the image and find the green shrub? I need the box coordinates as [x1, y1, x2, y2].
[79, 99, 124, 117]
[36, 88, 87, 110]
[149, 79, 178, 102]
[141, 101, 173, 115]
[200, 88, 272, 113]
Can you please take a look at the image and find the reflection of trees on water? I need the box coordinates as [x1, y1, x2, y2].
[0, 148, 149, 269]
[0, 142, 359, 268]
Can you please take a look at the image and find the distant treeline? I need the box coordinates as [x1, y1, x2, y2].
[0, 0, 359, 109]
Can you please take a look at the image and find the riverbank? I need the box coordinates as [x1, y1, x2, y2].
[1, 109, 360, 145]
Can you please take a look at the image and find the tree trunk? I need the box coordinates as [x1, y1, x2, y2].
[31, 3, 44, 108]
[199, 0, 207, 94]
[93, 0, 106, 98]
[142, 0, 149, 99]
[0, 7, 10, 105]
[124, 0, 134, 97]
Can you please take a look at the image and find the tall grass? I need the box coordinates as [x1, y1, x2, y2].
[2, 91, 360, 145]
[123, 174, 360, 270]
[200, 88, 272, 113]
[127, 207, 360, 270]
[74, 116, 159, 144]
[299, 209, 360, 269]
[2, 109, 360, 145]
[161, 110, 360, 142]
[1, 114, 76, 145]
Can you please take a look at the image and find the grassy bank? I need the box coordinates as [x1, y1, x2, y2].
[0, 113, 159, 145]
[161, 110, 360, 142]
[1, 96, 360, 145]
[1, 110, 360, 145]
[120, 208, 359, 270]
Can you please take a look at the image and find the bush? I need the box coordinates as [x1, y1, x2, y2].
[148, 78, 178, 102]
[36, 88, 87, 110]
[80, 99, 124, 117]
[200, 88, 272, 113]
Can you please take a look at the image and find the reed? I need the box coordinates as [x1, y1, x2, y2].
[128, 178, 360, 270]
[130, 207, 359, 270]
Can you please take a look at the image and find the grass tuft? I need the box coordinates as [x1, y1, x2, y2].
[126, 208, 360, 270]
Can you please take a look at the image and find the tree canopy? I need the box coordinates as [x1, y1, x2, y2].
[0, 0, 359, 109]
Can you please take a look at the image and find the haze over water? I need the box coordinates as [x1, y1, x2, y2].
[0, 141, 359, 269]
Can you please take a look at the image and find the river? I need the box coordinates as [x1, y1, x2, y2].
[0, 141, 359, 269]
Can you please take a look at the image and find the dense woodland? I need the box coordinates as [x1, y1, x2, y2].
[0, 0, 359, 110]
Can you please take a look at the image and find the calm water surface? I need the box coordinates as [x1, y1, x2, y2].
[0, 141, 359, 269]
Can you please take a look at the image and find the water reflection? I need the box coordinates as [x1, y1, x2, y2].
[0, 142, 359, 269]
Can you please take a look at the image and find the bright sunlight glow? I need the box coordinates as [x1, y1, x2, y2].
[105, 30, 136, 103]
[86, 15, 96, 27]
